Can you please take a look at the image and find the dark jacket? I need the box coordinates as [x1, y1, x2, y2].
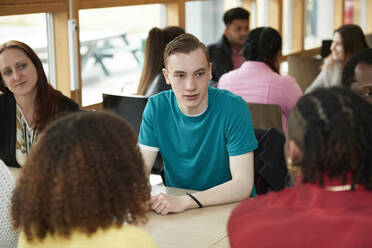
[254, 128, 290, 194]
[0, 93, 79, 168]
[208, 35, 233, 83]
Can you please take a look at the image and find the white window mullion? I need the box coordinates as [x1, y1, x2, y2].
[46, 13, 57, 88]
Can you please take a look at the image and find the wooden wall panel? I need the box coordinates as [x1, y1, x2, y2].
[352, 0, 361, 25]
[53, 11, 71, 98]
[242, 0, 253, 29]
[366, 0, 372, 33]
[292, 0, 304, 53]
[166, 0, 185, 28]
[242, 0, 253, 13]
[334, 0, 344, 30]
[79, 0, 173, 10]
[0, 0, 67, 16]
[269, 0, 283, 35]
[69, 0, 82, 105]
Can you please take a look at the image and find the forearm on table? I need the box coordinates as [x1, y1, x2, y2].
[139, 147, 158, 177]
[187, 152, 254, 208]
[151, 153, 254, 214]
[189, 178, 253, 208]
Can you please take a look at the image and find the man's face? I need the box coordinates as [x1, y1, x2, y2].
[224, 19, 249, 50]
[163, 48, 211, 116]
[350, 63, 372, 104]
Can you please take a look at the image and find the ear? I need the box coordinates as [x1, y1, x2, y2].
[274, 51, 281, 71]
[287, 140, 302, 164]
[285, 139, 303, 183]
[162, 68, 171, 86]
[208, 62, 212, 81]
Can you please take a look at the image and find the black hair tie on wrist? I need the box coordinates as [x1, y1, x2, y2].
[186, 193, 203, 208]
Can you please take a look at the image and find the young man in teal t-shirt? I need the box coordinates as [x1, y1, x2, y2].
[139, 33, 257, 215]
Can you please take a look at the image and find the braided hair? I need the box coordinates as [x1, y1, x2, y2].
[287, 87, 372, 190]
[243, 27, 282, 73]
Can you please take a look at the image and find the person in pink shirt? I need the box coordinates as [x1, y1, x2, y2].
[218, 27, 302, 132]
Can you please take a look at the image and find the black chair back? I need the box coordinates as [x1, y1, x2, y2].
[103, 94, 148, 134]
[103, 94, 164, 175]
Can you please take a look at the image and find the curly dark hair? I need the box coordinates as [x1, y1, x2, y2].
[0, 40, 66, 131]
[243, 27, 282, 73]
[341, 48, 372, 88]
[287, 87, 372, 190]
[11, 111, 151, 241]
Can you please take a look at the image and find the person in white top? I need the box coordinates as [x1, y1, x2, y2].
[305, 24, 369, 94]
[0, 160, 18, 248]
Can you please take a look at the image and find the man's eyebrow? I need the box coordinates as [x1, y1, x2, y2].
[195, 68, 206, 73]
[173, 70, 185, 74]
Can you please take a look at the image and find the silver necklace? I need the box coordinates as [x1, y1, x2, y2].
[325, 184, 357, 192]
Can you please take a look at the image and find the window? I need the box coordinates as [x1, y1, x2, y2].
[282, 0, 292, 55]
[0, 13, 52, 83]
[304, 0, 333, 50]
[255, 0, 269, 27]
[79, 4, 165, 106]
[344, 0, 362, 26]
[185, 0, 242, 46]
[344, 0, 369, 31]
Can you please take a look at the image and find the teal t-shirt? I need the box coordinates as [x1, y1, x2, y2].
[139, 87, 257, 191]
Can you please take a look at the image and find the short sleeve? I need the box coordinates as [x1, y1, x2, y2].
[138, 99, 159, 148]
[226, 99, 258, 156]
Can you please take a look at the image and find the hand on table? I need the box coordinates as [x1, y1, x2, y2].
[150, 193, 193, 215]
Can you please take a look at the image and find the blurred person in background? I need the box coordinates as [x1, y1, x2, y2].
[137, 26, 185, 97]
[219, 27, 302, 133]
[208, 7, 250, 85]
[305, 24, 369, 93]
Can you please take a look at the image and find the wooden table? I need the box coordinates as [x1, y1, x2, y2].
[140, 185, 237, 248]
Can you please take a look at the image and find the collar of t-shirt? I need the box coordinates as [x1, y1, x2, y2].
[183, 105, 209, 117]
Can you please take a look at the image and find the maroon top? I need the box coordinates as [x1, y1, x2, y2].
[228, 175, 372, 248]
